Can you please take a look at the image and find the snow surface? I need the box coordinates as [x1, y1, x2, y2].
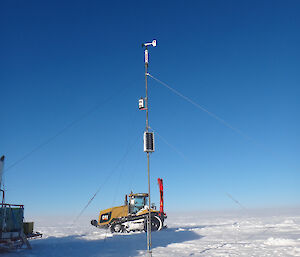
[1, 209, 300, 256]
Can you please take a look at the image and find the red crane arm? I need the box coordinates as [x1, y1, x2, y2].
[157, 178, 164, 214]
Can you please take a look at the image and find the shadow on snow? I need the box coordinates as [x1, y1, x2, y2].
[4, 227, 204, 257]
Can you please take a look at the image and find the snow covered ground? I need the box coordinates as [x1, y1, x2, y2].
[2, 208, 300, 256]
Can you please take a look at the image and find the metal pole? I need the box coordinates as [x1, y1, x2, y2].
[0, 156, 5, 234]
[145, 48, 149, 132]
[145, 47, 152, 255]
[147, 152, 151, 253]
[0, 156, 5, 190]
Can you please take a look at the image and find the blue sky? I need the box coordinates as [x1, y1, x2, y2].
[1, 0, 299, 217]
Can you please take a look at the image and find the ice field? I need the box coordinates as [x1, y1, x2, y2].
[2, 208, 300, 257]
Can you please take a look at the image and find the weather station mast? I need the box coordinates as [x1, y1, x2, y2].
[139, 39, 157, 255]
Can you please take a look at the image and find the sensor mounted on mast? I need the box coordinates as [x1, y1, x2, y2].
[142, 40, 157, 48]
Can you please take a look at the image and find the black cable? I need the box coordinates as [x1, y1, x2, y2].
[73, 134, 140, 223]
[147, 73, 256, 143]
[3, 86, 126, 175]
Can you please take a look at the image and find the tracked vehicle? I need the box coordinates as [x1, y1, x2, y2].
[91, 178, 166, 233]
